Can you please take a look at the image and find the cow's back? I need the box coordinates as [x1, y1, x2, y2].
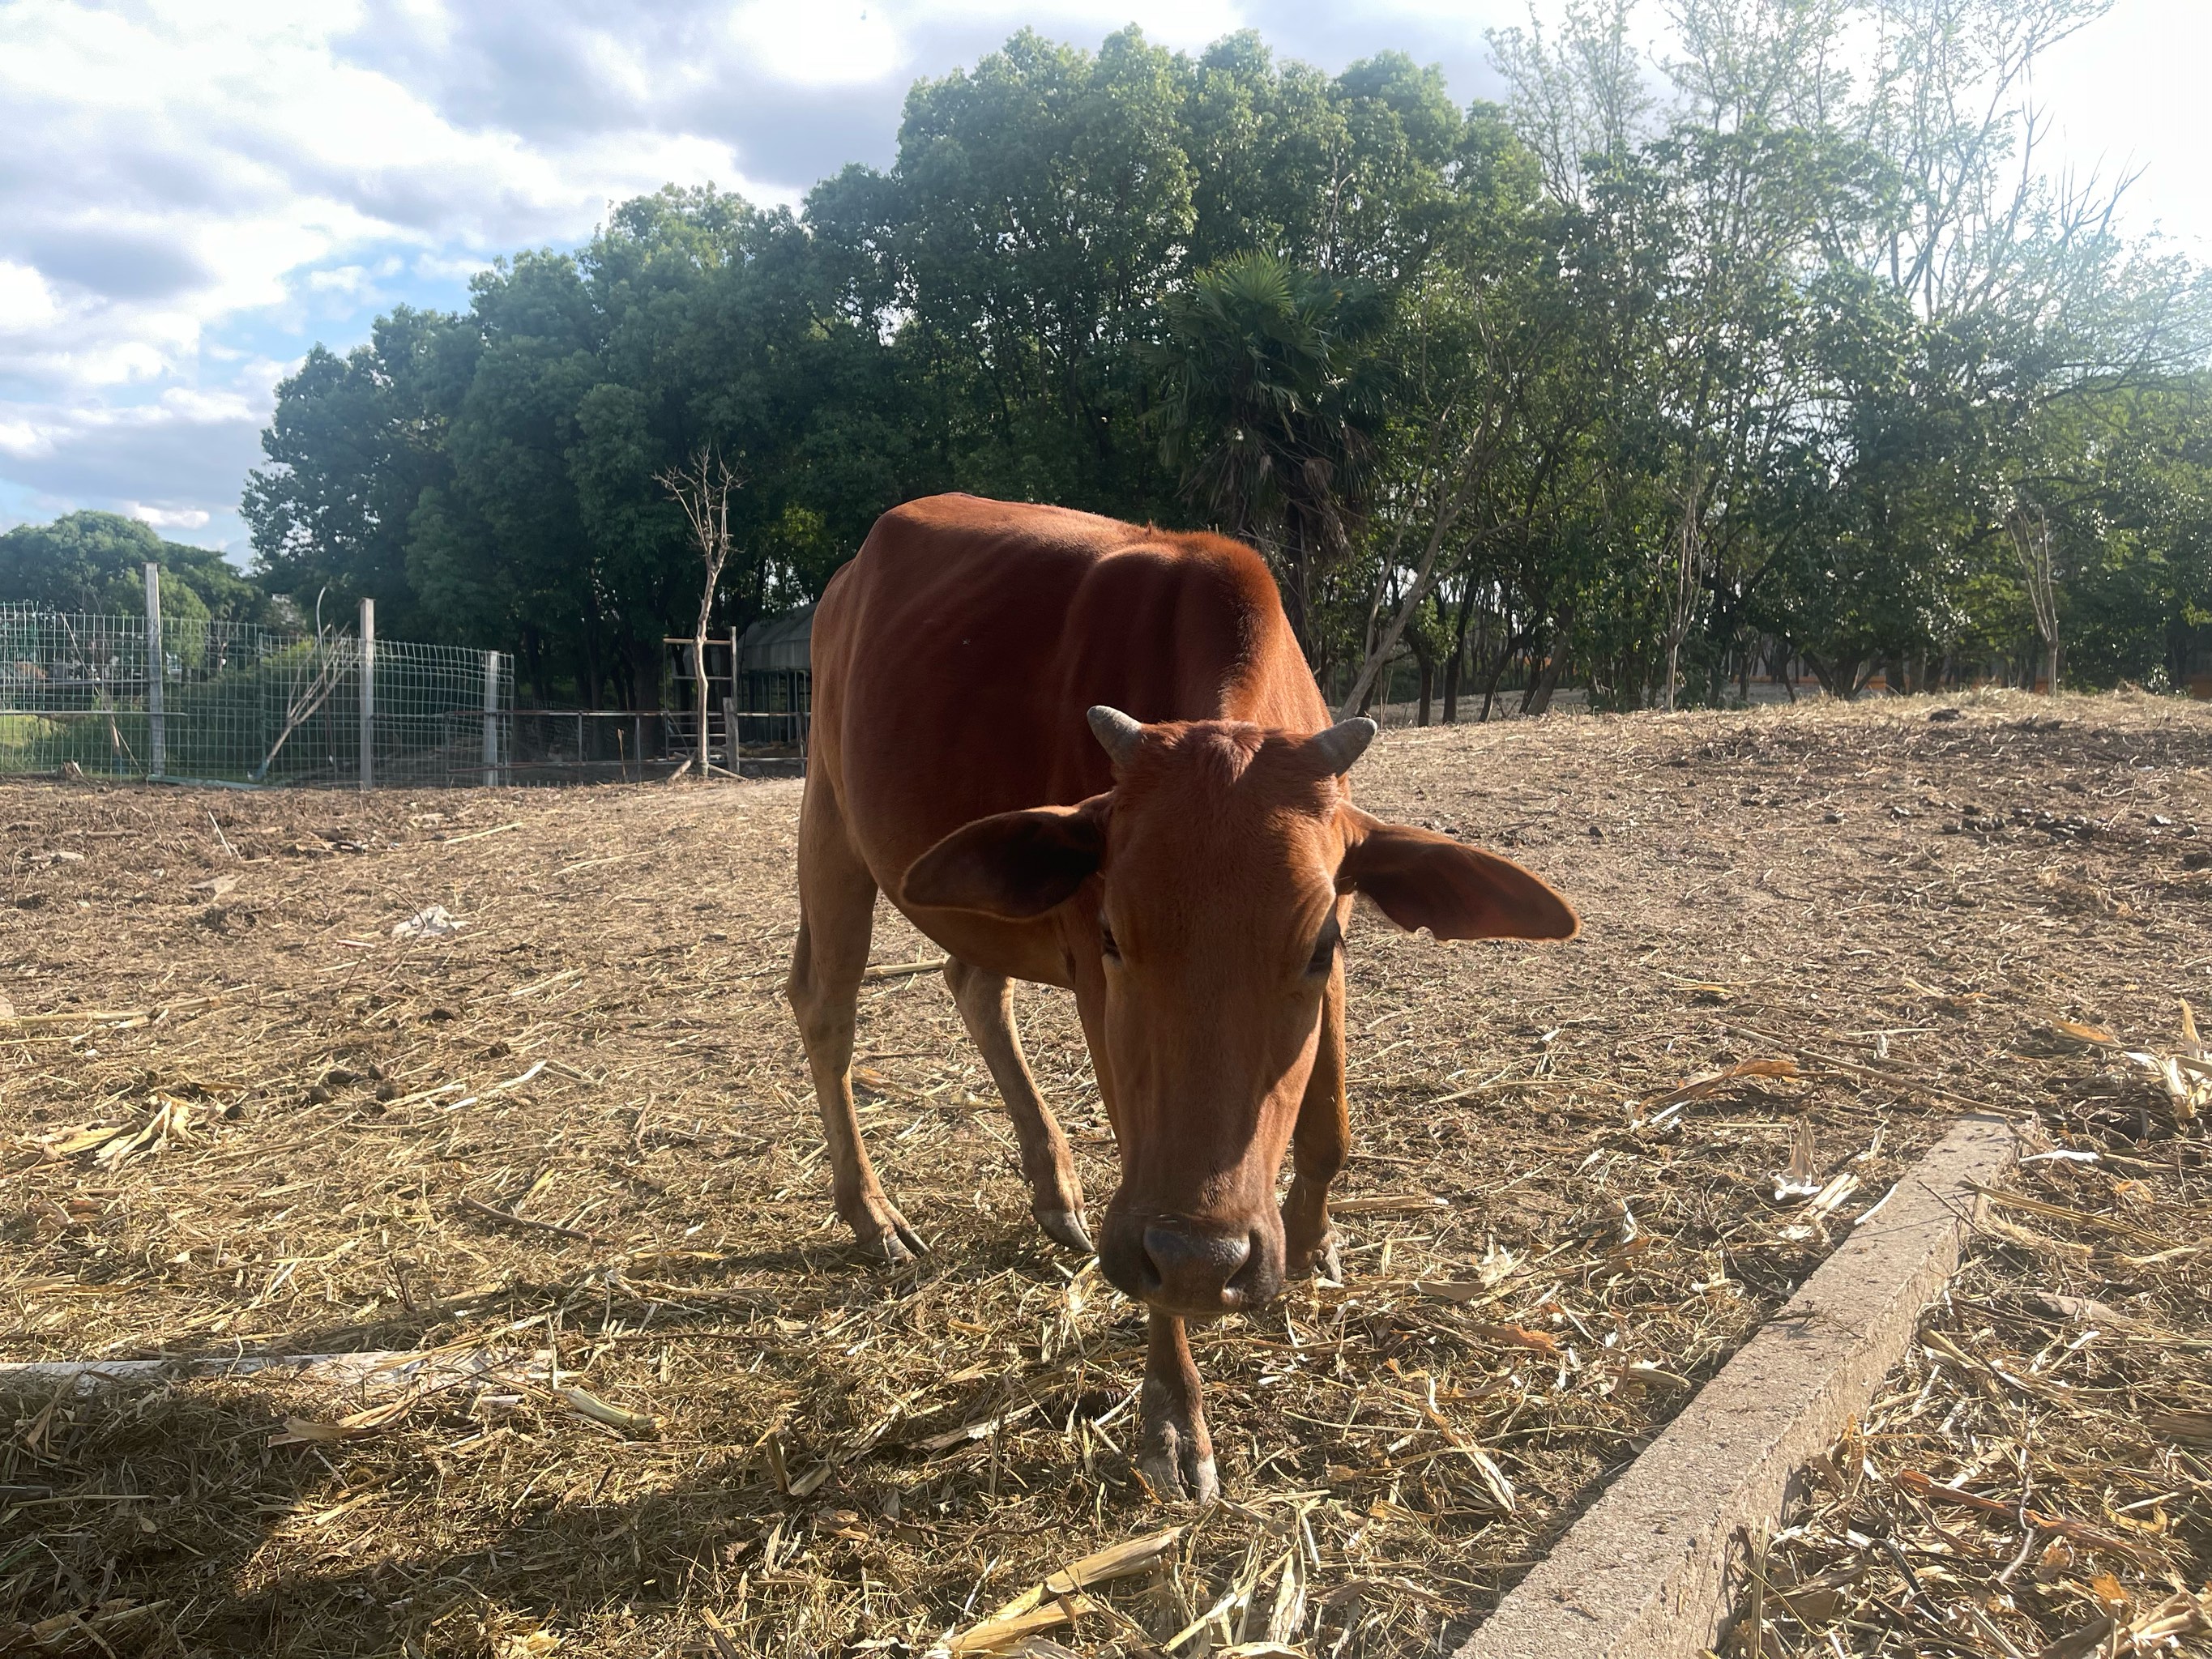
[809, 495, 1323, 966]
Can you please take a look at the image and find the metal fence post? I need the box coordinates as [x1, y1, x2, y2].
[143, 564, 164, 778]
[482, 650, 500, 787]
[358, 597, 375, 791]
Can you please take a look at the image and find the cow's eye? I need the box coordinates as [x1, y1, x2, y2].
[1100, 918, 1121, 961]
[1305, 919, 1340, 977]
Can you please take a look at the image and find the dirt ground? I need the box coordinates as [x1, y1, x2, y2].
[2, 689, 2209, 1658]
[1720, 1123, 2212, 1659]
[1718, 1009, 2211, 1657]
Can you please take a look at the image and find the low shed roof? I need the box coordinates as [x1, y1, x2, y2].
[737, 604, 813, 675]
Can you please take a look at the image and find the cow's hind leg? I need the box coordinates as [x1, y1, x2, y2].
[788, 791, 924, 1263]
[1138, 1311, 1218, 1503]
[1281, 955, 1347, 1282]
[943, 957, 1091, 1253]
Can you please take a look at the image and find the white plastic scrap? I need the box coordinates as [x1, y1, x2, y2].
[393, 905, 462, 941]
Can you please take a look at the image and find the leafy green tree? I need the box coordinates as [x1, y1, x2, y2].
[1153, 251, 1392, 663]
[857, 28, 1195, 511]
[247, 183, 904, 703]
[244, 305, 476, 637]
[233, 15, 2212, 714]
[0, 511, 267, 627]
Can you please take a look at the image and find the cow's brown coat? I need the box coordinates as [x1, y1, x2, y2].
[788, 493, 1576, 1499]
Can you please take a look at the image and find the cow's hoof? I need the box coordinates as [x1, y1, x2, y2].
[1288, 1229, 1343, 1284]
[1137, 1438, 1219, 1505]
[856, 1206, 928, 1264]
[1136, 1392, 1219, 1504]
[1036, 1207, 1095, 1254]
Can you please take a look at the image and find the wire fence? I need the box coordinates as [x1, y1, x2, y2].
[0, 584, 510, 789]
[506, 708, 809, 783]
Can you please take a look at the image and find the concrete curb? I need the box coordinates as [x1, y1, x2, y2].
[1456, 1112, 2019, 1659]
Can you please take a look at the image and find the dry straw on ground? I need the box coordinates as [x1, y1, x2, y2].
[2, 689, 2208, 1657]
[1721, 1004, 2211, 1659]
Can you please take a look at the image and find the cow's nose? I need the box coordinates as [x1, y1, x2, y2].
[1140, 1223, 1257, 1311]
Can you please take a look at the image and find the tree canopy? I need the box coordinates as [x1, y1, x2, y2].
[118, 4, 2212, 706]
[0, 511, 271, 629]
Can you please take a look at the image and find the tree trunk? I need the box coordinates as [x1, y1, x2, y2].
[1522, 609, 1574, 716]
[579, 621, 604, 709]
[629, 638, 660, 714]
[1281, 526, 1316, 670]
[2009, 508, 2061, 695]
[1661, 487, 1702, 714]
[1477, 634, 1514, 723]
[693, 633, 711, 775]
[1442, 584, 1476, 724]
[1334, 513, 1463, 719]
[1800, 650, 1859, 701]
[1524, 648, 1569, 716]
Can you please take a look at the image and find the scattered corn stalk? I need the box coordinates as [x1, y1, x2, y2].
[940, 1526, 1184, 1653]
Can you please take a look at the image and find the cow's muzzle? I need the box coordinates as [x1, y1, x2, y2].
[1100, 1211, 1283, 1316]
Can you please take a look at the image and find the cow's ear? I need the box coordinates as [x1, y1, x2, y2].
[902, 799, 1107, 919]
[1337, 808, 1578, 942]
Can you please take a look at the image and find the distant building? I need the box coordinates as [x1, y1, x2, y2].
[736, 604, 813, 714]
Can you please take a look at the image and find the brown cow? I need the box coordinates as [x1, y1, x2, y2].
[788, 494, 1577, 1500]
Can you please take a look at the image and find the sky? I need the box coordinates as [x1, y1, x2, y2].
[0, 0, 2205, 563]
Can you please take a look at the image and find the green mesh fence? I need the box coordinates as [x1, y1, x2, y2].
[0, 601, 510, 789]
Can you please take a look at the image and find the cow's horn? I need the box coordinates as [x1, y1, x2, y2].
[1309, 717, 1377, 774]
[1087, 706, 1145, 765]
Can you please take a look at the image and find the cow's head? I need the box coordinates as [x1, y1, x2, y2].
[903, 708, 1577, 1317]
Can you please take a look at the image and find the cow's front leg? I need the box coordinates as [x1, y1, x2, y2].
[1281, 954, 1347, 1282]
[944, 958, 1091, 1252]
[1138, 1311, 1218, 1503]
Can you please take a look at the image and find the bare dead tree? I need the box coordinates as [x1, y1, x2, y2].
[656, 446, 745, 777]
[2009, 504, 2060, 693]
[254, 588, 344, 781]
[1661, 476, 1706, 713]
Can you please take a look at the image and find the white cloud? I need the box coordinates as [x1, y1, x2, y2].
[0, 3, 779, 394]
[0, 262, 61, 330]
[0, 383, 272, 549]
[0, 0, 794, 547]
[904, 0, 1246, 53]
[409, 251, 498, 284]
[130, 504, 211, 530]
[731, 2, 907, 87]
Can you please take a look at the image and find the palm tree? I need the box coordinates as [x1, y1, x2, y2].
[1154, 252, 1391, 666]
